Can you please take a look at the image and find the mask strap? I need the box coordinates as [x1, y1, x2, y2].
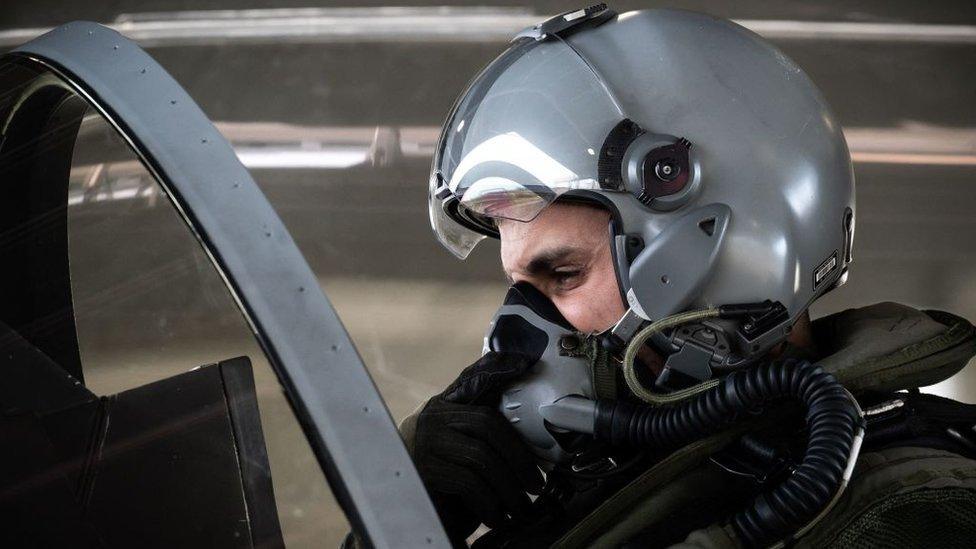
[586, 336, 617, 400]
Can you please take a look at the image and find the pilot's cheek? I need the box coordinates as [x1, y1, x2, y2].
[557, 280, 626, 334]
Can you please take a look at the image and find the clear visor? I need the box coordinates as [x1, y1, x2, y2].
[429, 37, 624, 258]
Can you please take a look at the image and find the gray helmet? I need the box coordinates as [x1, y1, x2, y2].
[429, 5, 855, 329]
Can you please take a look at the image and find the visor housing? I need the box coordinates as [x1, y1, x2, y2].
[429, 36, 624, 258]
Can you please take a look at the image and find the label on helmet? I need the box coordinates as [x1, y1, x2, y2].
[814, 251, 839, 289]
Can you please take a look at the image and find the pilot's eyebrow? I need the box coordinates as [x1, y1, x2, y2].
[503, 245, 582, 283]
[525, 246, 578, 275]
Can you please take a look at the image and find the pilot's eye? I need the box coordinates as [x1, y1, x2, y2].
[552, 268, 583, 289]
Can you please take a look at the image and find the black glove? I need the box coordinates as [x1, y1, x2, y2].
[413, 351, 545, 546]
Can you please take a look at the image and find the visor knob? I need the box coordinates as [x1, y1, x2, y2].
[637, 137, 694, 207]
[654, 159, 680, 181]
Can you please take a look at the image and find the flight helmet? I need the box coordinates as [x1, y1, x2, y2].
[429, 5, 855, 349]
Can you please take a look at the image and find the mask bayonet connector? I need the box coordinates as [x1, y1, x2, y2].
[540, 395, 597, 435]
[602, 307, 646, 354]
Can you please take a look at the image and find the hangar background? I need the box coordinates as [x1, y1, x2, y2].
[2, 2, 974, 546]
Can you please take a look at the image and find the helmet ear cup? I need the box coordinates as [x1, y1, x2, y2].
[627, 203, 731, 320]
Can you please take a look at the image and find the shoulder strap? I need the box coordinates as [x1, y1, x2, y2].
[862, 391, 976, 457]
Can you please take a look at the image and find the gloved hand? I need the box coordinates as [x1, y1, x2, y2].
[413, 351, 545, 546]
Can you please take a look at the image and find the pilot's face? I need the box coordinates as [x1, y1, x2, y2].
[498, 202, 626, 334]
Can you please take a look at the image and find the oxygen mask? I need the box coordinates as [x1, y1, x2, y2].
[484, 282, 864, 547]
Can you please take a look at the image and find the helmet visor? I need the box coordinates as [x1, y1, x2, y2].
[428, 174, 486, 259]
[429, 36, 624, 257]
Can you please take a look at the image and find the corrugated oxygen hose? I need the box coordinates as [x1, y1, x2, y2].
[594, 358, 862, 547]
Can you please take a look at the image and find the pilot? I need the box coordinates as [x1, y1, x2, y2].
[406, 6, 976, 548]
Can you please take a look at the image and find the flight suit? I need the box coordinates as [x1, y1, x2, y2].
[400, 302, 976, 548]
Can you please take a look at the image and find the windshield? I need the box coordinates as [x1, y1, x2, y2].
[0, 58, 349, 547]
